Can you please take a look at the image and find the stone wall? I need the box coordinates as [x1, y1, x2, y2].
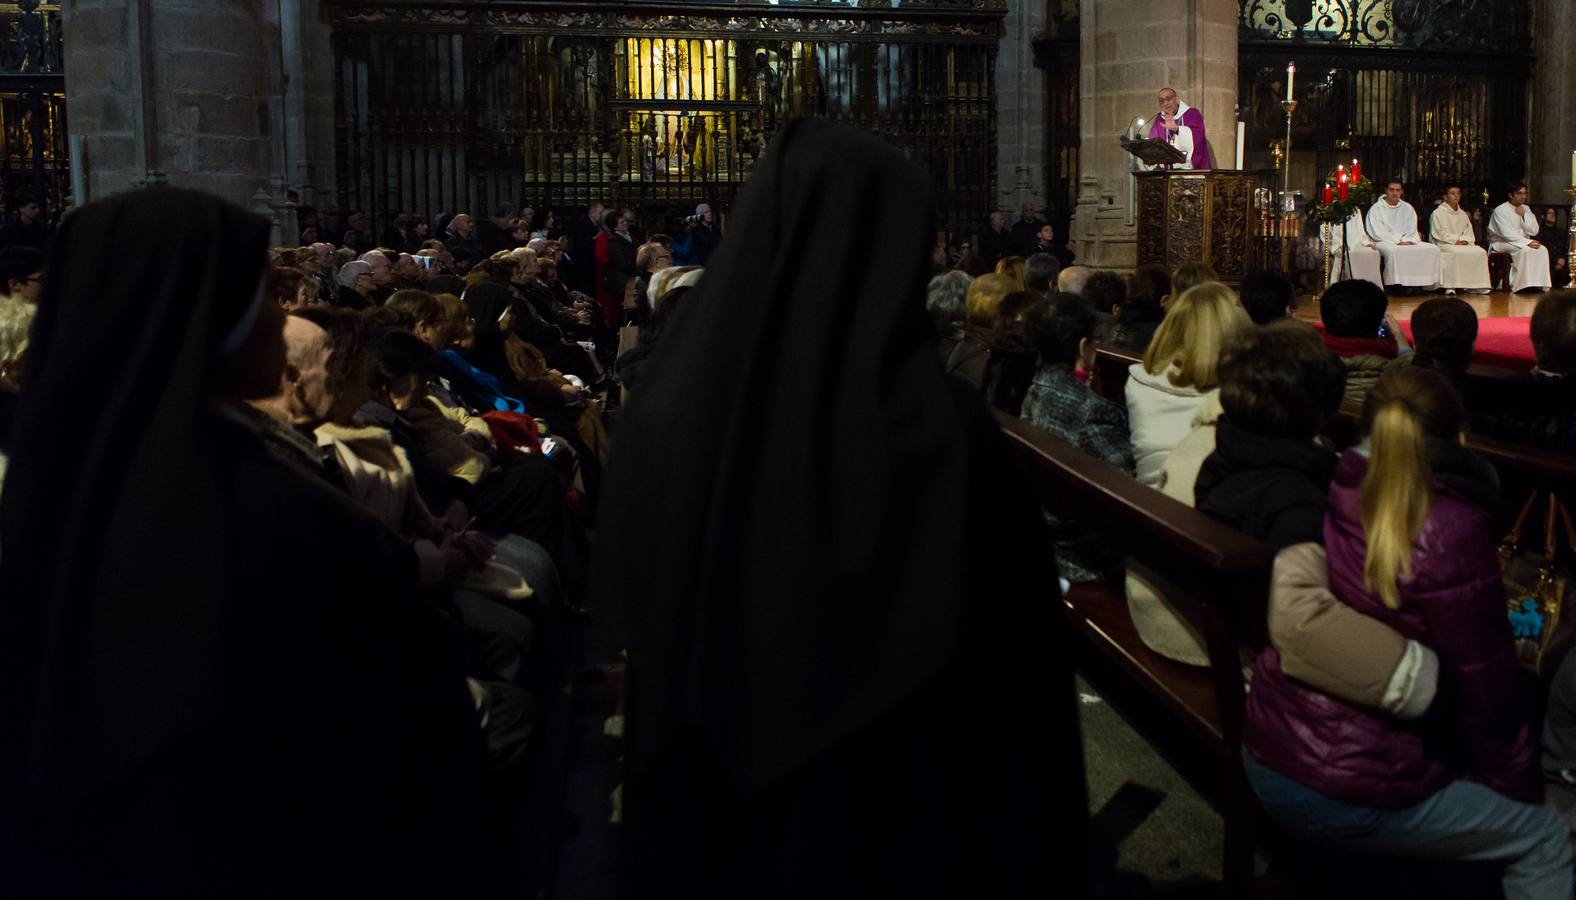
[996, 0, 1047, 216]
[1071, 0, 1237, 271]
[1530, 0, 1576, 204]
[63, 0, 338, 231]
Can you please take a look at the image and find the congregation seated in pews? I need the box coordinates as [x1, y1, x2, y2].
[0, 189, 639, 895]
[934, 244, 1576, 894]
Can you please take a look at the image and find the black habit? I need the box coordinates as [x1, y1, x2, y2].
[0, 189, 494, 896]
[594, 118, 1088, 899]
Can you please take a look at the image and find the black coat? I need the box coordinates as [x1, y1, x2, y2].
[1194, 418, 1339, 549]
[596, 118, 1087, 898]
[1467, 371, 1576, 454]
[0, 189, 493, 896]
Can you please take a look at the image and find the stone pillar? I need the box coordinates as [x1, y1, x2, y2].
[996, 0, 1047, 216]
[283, 0, 339, 213]
[1530, 0, 1576, 202]
[1070, 0, 1237, 271]
[65, 0, 283, 209]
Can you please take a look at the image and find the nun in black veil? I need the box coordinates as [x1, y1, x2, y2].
[0, 190, 493, 896]
[594, 119, 1089, 897]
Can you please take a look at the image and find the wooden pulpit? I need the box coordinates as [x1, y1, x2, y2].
[1133, 169, 1279, 284]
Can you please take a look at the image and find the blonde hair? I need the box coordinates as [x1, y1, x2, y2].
[1141, 281, 1251, 389]
[1358, 368, 1464, 610]
[965, 273, 1019, 329]
[995, 255, 1027, 289]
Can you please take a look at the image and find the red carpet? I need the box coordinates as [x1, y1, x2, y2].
[1396, 317, 1535, 372]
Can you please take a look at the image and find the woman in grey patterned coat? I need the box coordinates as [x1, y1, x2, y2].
[1020, 296, 1134, 583]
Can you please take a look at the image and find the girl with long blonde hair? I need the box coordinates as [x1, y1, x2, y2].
[1125, 280, 1251, 486]
[1240, 367, 1569, 898]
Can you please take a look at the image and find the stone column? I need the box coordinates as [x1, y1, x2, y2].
[1070, 0, 1237, 271]
[64, 0, 281, 209]
[996, 0, 1047, 216]
[1530, 0, 1576, 202]
[283, 0, 339, 213]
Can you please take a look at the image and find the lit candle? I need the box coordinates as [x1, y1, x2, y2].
[1323, 183, 1333, 204]
[1287, 62, 1295, 98]
[1338, 172, 1349, 201]
[1351, 159, 1361, 182]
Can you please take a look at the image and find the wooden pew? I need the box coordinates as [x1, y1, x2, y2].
[994, 410, 1271, 895]
[1091, 345, 1576, 510]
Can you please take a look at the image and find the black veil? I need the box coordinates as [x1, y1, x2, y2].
[593, 118, 1086, 895]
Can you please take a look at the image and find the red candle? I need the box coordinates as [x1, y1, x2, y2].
[1351, 159, 1361, 182]
[1338, 174, 1349, 201]
[1323, 183, 1333, 204]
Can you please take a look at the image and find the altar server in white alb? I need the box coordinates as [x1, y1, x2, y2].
[1428, 185, 1491, 294]
[1366, 179, 1441, 290]
[1488, 182, 1551, 293]
[1326, 208, 1384, 289]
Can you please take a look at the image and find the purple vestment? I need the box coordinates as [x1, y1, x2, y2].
[1146, 105, 1212, 170]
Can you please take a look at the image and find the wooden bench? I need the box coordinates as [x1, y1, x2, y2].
[995, 410, 1272, 895]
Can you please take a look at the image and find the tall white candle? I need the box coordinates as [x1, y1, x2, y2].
[1287, 62, 1296, 98]
[1236, 122, 1246, 170]
[1570, 149, 1575, 185]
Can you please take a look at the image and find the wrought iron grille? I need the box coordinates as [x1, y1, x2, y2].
[1238, 0, 1533, 222]
[328, 1, 1001, 239]
[1239, 0, 1530, 52]
[0, 0, 68, 217]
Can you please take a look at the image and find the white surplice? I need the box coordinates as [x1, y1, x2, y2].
[1428, 204, 1491, 291]
[1325, 210, 1384, 288]
[1488, 202, 1552, 291]
[1367, 199, 1441, 288]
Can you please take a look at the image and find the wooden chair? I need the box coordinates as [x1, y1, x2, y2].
[995, 410, 1272, 896]
[1489, 251, 1512, 292]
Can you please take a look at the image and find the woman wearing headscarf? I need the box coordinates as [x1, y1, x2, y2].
[0, 189, 494, 896]
[595, 118, 1088, 898]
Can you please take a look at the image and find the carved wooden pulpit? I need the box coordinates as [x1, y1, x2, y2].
[1134, 170, 1279, 285]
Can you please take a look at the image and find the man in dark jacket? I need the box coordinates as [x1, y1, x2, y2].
[977, 211, 1011, 271]
[1008, 201, 1046, 258]
[1195, 320, 1346, 549]
[475, 202, 515, 257]
[565, 203, 605, 295]
[1468, 288, 1576, 452]
[444, 213, 484, 273]
[0, 195, 49, 252]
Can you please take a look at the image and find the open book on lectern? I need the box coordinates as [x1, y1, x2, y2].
[1119, 136, 1188, 167]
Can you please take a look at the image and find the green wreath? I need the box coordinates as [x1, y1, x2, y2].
[1307, 176, 1376, 225]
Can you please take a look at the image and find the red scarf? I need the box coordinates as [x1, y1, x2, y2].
[1321, 332, 1398, 360]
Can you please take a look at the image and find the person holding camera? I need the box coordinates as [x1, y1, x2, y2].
[672, 202, 717, 266]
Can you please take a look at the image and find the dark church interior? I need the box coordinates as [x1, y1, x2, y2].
[1, 1, 1575, 897]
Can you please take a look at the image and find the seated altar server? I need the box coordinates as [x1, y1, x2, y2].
[1143, 86, 1211, 170]
[1488, 182, 1552, 293]
[1428, 186, 1491, 294]
[1326, 209, 1384, 289]
[1367, 180, 1440, 290]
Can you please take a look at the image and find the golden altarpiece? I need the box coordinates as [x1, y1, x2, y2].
[325, 0, 1006, 236]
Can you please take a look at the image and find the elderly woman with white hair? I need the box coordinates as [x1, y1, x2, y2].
[926, 269, 972, 361]
[334, 259, 374, 310]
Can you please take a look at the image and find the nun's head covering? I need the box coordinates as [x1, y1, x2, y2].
[599, 117, 1029, 787]
[646, 265, 702, 313]
[1, 188, 272, 807]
